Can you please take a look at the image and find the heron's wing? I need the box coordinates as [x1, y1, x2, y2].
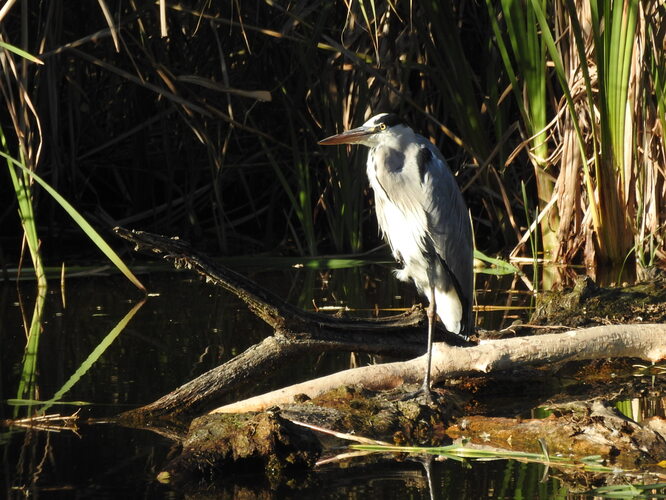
[418, 142, 473, 268]
[370, 137, 474, 333]
[410, 140, 474, 324]
[372, 139, 473, 284]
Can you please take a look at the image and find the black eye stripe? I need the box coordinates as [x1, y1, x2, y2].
[376, 113, 403, 128]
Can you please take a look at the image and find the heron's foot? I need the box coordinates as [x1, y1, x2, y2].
[398, 384, 437, 405]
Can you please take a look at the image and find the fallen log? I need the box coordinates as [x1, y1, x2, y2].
[446, 400, 666, 470]
[114, 228, 666, 425]
[212, 324, 666, 413]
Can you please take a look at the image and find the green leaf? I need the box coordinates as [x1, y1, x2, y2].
[0, 41, 43, 64]
[474, 249, 519, 275]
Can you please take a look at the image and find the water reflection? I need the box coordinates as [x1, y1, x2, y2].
[14, 279, 47, 418]
[1, 266, 655, 498]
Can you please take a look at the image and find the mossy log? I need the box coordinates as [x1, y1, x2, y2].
[156, 410, 322, 487]
[156, 384, 463, 485]
[446, 400, 666, 470]
[154, 390, 666, 483]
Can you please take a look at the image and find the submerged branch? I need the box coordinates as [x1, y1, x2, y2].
[114, 227, 301, 326]
[113, 227, 426, 331]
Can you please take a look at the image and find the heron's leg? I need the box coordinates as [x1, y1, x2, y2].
[421, 284, 436, 402]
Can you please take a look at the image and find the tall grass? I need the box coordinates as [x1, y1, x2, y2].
[487, 0, 558, 259]
[588, 0, 639, 265]
[1, 39, 48, 409]
[491, 0, 664, 276]
[0, 25, 145, 416]
[0, 1, 664, 281]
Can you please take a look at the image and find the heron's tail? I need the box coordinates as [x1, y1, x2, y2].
[434, 287, 465, 336]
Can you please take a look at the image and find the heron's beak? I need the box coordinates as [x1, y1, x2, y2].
[318, 126, 372, 145]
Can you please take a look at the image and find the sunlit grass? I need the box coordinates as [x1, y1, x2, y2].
[14, 281, 46, 417]
[1, 122, 47, 414]
[586, 483, 666, 499]
[488, 0, 556, 257]
[351, 441, 617, 473]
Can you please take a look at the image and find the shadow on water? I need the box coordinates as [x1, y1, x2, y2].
[1, 265, 664, 498]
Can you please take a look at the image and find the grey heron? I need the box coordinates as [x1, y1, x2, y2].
[319, 113, 474, 401]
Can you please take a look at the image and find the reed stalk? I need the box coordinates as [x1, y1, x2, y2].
[488, 0, 558, 258]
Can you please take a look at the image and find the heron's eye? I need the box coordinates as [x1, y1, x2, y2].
[378, 123, 387, 131]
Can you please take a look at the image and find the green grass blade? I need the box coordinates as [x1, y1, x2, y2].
[14, 283, 47, 417]
[350, 442, 616, 472]
[0, 152, 146, 292]
[586, 483, 666, 498]
[0, 41, 43, 64]
[474, 249, 519, 275]
[1, 126, 46, 286]
[485, 0, 526, 122]
[8, 399, 92, 407]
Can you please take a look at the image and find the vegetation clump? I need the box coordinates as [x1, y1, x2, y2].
[532, 275, 666, 327]
[2, 1, 666, 277]
[158, 410, 321, 487]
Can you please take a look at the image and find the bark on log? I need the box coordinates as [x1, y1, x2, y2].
[213, 324, 666, 413]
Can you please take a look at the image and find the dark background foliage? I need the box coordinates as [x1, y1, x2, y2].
[1, 1, 522, 264]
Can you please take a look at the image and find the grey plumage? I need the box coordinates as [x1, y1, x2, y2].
[319, 112, 474, 399]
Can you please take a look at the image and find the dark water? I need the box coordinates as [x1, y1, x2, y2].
[0, 266, 652, 498]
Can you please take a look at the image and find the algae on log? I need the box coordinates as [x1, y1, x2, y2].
[157, 410, 321, 487]
[155, 385, 462, 485]
[532, 275, 666, 327]
[280, 385, 463, 445]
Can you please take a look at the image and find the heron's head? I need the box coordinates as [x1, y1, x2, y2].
[318, 113, 409, 148]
